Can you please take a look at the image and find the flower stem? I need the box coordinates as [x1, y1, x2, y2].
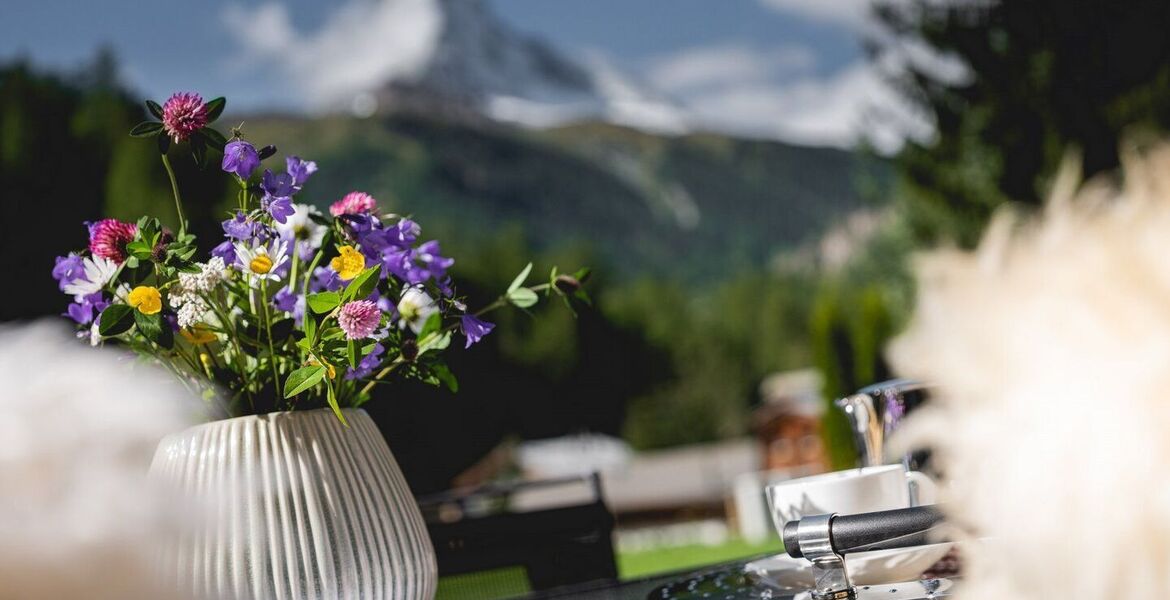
[160, 152, 187, 237]
[201, 291, 254, 412]
[259, 279, 281, 403]
[289, 251, 300, 297]
[301, 249, 325, 298]
[475, 283, 551, 316]
[359, 358, 404, 396]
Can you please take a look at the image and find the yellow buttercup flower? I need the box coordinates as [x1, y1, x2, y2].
[181, 324, 217, 345]
[127, 286, 162, 315]
[330, 245, 365, 280]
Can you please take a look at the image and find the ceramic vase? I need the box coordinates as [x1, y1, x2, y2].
[149, 408, 436, 600]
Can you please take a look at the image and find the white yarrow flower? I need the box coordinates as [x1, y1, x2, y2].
[178, 257, 227, 294]
[175, 302, 206, 330]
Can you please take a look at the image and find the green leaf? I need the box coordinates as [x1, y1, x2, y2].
[573, 267, 592, 283]
[190, 133, 207, 167]
[342, 265, 381, 302]
[573, 288, 592, 306]
[326, 381, 348, 426]
[145, 100, 164, 120]
[174, 245, 197, 261]
[307, 291, 341, 314]
[431, 363, 459, 393]
[418, 311, 442, 339]
[507, 262, 533, 295]
[507, 287, 539, 308]
[418, 330, 452, 354]
[157, 132, 170, 154]
[127, 239, 153, 260]
[134, 310, 172, 349]
[203, 97, 227, 122]
[347, 339, 359, 369]
[283, 365, 326, 398]
[130, 121, 163, 137]
[120, 262, 151, 286]
[303, 310, 318, 342]
[97, 304, 134, 337]
[202, 127, 227, 151]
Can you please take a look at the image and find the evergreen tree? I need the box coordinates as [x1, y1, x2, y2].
[874, 0, 1170, 245]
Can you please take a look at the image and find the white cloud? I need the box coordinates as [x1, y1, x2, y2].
[222, 0, 443, 107]
[218, 0, 938, 151]
[646, 44, 816, 93]
[756, 0, 875, 30]
[640, 40, 930, 153]
[669, 61, 928, 153]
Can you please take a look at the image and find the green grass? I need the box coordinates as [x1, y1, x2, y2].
[432, 538, 784, 599]
[616, 537, 784, 580]
[436, 566, 531, 600]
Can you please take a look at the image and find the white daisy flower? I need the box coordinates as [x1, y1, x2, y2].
[233, 240, 290, 285]
[397, 287, 438, 334]
[274, 204, 327, 257]
[62, 256, 119, 300]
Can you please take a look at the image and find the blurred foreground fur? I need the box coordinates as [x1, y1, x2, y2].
[890, 146, 1170, 600]
[0, 322, 195, 600]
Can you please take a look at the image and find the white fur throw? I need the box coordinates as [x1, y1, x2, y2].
[0, 322, 195, 600]
[890, 148, 1170, 600]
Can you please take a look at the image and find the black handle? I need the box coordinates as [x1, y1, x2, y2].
[783, 505, 945, 558]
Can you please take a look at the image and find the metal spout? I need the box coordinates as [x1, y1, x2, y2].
[835, 392, 883, 468]
[835, 379, 930, 468]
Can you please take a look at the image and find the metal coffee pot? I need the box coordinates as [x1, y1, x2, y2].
[835, 379, 931, 471]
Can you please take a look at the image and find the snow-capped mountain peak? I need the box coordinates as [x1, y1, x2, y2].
[374, 0, 688, 132]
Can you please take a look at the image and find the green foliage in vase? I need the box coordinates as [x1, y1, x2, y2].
[49, 91, 587, 422]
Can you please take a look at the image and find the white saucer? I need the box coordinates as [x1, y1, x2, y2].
[744, 543, 953, 592]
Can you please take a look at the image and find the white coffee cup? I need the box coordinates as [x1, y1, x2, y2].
[764, 465, 937, 533]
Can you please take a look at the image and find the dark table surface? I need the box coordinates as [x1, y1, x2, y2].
[519, 554, 961, 600]
[520, 556, 790, 600]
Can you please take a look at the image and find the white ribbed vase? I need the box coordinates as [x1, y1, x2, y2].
[149, 408, 436, 600]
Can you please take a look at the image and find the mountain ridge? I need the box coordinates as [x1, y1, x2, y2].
[365, 0, 687, 134]
[243, 111, 889, 282]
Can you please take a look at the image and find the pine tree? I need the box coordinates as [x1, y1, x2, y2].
[874, 0, 1170, 245]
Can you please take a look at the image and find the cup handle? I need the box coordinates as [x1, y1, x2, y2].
[904, 470, 938, 506]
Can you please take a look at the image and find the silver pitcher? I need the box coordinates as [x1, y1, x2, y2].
[835, 379, 931, 470]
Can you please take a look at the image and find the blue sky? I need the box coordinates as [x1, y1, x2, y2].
[0, 0, 923, 150]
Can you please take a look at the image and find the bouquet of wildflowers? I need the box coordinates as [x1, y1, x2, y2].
[51, 92, 589, 422]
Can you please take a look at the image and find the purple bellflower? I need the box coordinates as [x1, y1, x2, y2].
[222, 140, 260, 180]
[461, 314, 495, 348]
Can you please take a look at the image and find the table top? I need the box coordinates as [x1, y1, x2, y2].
[520, 554, 960, 600]
[520, 557, 787, 600]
